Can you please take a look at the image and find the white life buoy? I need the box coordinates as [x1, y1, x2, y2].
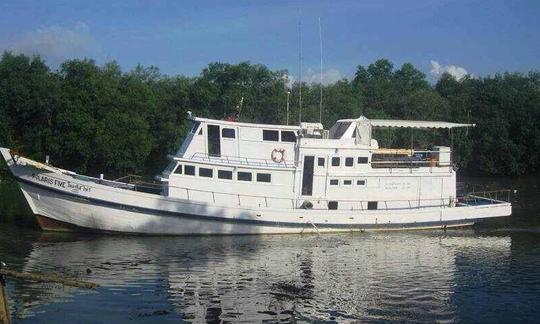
[271, 148, 286, 163]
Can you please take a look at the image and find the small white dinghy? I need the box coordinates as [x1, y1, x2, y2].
[0, 114, 511, 234]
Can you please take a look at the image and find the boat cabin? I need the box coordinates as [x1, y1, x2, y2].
[160, 113, 474, 211]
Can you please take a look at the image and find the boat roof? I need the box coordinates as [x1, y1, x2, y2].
[370, 119, 475, 129]
[191, 113, 474, 132]
[336, 116, 475, 129]
[192, 116, 301, 131]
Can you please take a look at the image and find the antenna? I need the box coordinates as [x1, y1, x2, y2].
[298, 14, 303, 125]
[318, 16, 323, 124]
[286, 90, 290, 126]
[282, 73, 290, 125]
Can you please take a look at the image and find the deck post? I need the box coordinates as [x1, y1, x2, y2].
[0, 262, 11, 324]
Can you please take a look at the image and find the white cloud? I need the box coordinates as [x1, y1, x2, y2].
[284, 68, 345, 88]
[430, 60, 469, 80]
[3, 22, 99, 65]
[305, 67, 345, 85]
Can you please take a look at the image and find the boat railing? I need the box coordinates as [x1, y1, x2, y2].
[458, 190, 512, 206]
[371, 150, 452, 169]
[70, 173, 508, 211]
[185, 152, 295, 168]
[73, 174, 162, 194]
[169, 185, 466, 211]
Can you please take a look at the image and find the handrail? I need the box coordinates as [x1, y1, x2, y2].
[167, 183, 458, 211]
[371, 160, 450, 165]
[462, 190, 512, 204]
[65, 172, 509, 211]
[73, 174, 162, 193]
[113, 174, 143, 182]
[186, 152, 295, 168]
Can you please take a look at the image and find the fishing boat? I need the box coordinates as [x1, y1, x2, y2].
[0, 114, 511, 234]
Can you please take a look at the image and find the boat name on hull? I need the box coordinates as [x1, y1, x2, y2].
[31, 173, 92, 193]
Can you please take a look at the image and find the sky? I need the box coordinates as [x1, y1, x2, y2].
[0, 0, 539, 83]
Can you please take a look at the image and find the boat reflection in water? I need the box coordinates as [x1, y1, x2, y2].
[10, 231, 514, 322]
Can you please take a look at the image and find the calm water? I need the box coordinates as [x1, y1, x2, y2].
[0, 176, 539, 323]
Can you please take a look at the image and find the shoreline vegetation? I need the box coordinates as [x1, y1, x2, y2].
[0, 52, 539, 224]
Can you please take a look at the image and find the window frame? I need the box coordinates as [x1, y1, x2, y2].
[329, 179, 339, 186]
[262, 129, 279, 141]
[218, 169, 233, 180]
[222, 128, 236, 139]
[343, 180, 352, 186]
[357, 157, 369, 164]
[367, 201, 378, 210]
[237, 171, 253, 182]
[173, 164, 183, 175]
[256, 173, 271, 183]
[281, 130, 297, 142]
[331, 157, 340, 167]
[317, 157, 325, 167]
[345, 157, 354, 167]
[199, 167, 213, 178]
[184, 165, 195, 176]
[356, 179, 366, 186]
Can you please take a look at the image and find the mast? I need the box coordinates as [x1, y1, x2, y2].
[286, 90, 290, 125]
[298, 15, 303, 125]
[319, 16, 323, 124]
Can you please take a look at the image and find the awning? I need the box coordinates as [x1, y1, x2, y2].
[369, 119, 475, 129]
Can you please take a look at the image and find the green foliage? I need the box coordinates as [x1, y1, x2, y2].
[0, 52, 538, 176]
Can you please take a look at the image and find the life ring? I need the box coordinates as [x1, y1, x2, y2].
[271, 148, 286, 163]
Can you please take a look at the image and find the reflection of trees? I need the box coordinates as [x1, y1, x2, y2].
[1, 230, 515, 322]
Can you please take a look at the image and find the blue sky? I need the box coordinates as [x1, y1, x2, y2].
[0, 0, 539, 83]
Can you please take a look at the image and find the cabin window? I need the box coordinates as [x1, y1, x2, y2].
[199, 167, 213, 178]
[190, 121, 201, 134]
[331, 122, 351, 139]
[174, 164, 183, 174]
[222, 128, 236, 139]
[328, 201, 338, 210]
[331, 157, 340, 166]
[318, 157, 325, 167]
[343, 180, 352, 186]
[368, 201, 378, 210]
[218, 170, 233, 180]
[263, 130, 279, 141]
[237, 172, 252, 181]
[281, 131, 297, 142]
[357, 180, 366, 186]
[257, 173, 271, 183]
[330, 179, 339, 186]
[184, 165, 195, 176]
[358, 157, 369, 164]
[345, 157, 354, 167]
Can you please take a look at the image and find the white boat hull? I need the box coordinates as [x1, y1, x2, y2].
[1, 148, 512, 235]
[16, 177, 511, 235]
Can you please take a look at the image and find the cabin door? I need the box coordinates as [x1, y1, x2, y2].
[220, 127, 238, 157]
[301, 156, 315, 196]
[207, 124, 221, 157]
